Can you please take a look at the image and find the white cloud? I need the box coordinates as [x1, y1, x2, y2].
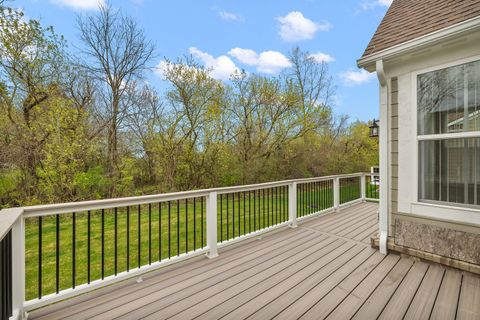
[50, 0, 104, 10]
[378, 0, 393, 6]
[277, 11, 332, 42]
[309, 52, 335, 63]
[228, 48, 292, 74]
[218, 11, 244, 22]
[228, 48, 259, 65]
[340, 69, 375, 86]
[361, 0, 392, 10]
[189, 47, 239, 81]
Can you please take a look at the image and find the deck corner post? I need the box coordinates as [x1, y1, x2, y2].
[333, 177, 340, 212]
[360, 173, 367, 202]
[206, 191, 218, 259]
[288, 182, 297, 228]
[11, 213, 26, 320]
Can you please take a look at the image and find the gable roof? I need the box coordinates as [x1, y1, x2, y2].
[361, 0, 480, 59]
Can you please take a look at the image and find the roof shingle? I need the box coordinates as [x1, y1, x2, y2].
[361, 0, 480, 58]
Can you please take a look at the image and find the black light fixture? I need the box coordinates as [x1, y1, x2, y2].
[369, 118, 379, 138]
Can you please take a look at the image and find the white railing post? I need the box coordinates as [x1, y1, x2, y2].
[206, 191, 218, 259]
[288, 182, 297, 228]
[360, 173, 366, 202]
[12, 215, 25, 319]
[333, 177, 340, 212]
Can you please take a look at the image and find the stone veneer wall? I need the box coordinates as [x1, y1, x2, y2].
[394, 218, 480, 265]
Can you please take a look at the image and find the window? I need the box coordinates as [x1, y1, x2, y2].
[418, 59, 480, 207]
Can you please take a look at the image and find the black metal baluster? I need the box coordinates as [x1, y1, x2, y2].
[185, 198, 188, 253]
[168, 201, 171, 259]
[1, 230, 12, 319]
[296, 185, 300, 218]
[138, 205, 141, 268]
[220, 194, 223, 242]
[248, 191, 251, 233]
[321, 181, 324, 210]
[271, 188, 274, 225]
[226, 194, 229, 240]
[159, 203, 162, 261]
[299, 184, 303, 217]
[237, 192, 241, 236]
[38, 216, 43, 298]
[114, 208, 117, 275]
[101, 209, 105, 279]
[253, 190, 256, 231]
[232, 193, 235, 238]
[304, 183, 307, 216]
[177, 200, 180, 256]
[148, 204, 152, 265]
[127, 207, 130, 271]
[193, 198, 196, 250]
[271, 187, 274, 224]
[299, 184, 302, 217]
[266, 188, 270, 227]
[276, 187, 278, 224]
[87, 210, 91, 283]
[201, 197, 204, 247]
[72, 212, 76, 288]
[307, 182, 313, 215]
[243, 192, 246, 235]
[263, 189, 266, 228]
[56, 214, 59, 294]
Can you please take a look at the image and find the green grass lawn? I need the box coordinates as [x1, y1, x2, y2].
[24, 182, 373, 300]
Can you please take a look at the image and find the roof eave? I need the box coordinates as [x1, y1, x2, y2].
[357, 15, 480, 72]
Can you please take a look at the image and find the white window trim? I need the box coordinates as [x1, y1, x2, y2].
[410, 54, 480, 226]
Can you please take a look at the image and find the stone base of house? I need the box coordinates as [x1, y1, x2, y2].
[371, 234, 480, 275]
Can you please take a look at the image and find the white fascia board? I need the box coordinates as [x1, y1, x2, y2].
[357, 15, 480, 72]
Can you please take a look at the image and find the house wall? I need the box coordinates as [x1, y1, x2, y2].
[383, 30, 480, 264]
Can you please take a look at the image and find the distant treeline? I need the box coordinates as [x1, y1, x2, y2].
[0, 4, 378, 207]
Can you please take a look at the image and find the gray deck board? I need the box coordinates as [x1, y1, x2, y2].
[457, 274, 480, 320]
[28, 202, 480, 320]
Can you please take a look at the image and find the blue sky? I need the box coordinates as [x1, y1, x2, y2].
[14, 0, 391, 122]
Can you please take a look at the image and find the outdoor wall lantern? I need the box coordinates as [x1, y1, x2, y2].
[369, 119, 379, 138]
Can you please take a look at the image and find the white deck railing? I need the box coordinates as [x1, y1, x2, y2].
[0, 172, 379, 320]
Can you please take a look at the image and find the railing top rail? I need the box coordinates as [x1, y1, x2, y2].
[10, 172, 373, 218]
[0, 208, 23, 241]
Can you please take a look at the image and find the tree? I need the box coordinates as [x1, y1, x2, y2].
[0, 8, 68, 201]
[287, 47, 334, 135]
[77, 3, 155, 196]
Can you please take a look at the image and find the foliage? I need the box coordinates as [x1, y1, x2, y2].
[0, 4, 378, 207]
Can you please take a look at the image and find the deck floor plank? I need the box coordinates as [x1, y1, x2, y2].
[39, 230, 318, 320]
[377, 261, 429, 320]
[261, 249, 383, 320]
[33, 227, 310, 320]
[351, 257, 414, 319]
[457, 274, 480, 320]
[117, 238, 347, 320]
[305, 204, 375, 231]
[403, 264, 445, 320]
[191, 242, 360, 320]
[430, 269, 463, 320]
[298, 254, 399, 320]
[68, 233, 323, 320]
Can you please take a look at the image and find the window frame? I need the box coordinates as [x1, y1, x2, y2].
[413, 54, 480, 213]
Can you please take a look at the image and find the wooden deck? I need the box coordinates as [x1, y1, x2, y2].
[29, 202, 480, 320]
